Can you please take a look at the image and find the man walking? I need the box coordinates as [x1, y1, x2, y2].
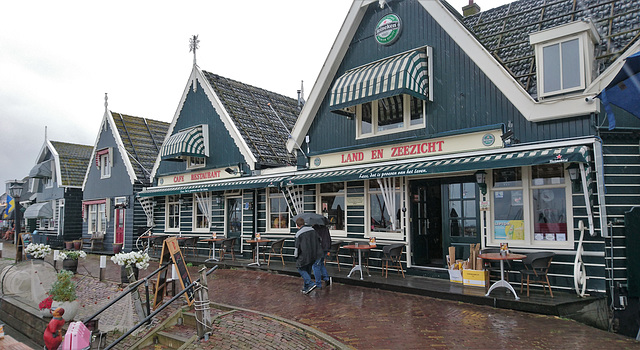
[313, 224, 332, 288]
[294, 217, 323, 294]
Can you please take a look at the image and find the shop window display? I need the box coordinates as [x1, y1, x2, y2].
[320, 183, 345, 231]
[268, 188, 289, 230]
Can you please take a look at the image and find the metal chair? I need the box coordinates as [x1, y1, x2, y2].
[267, 238, 286, 267]
[381, 243, 405, 278]
[219, 237, 237, 261]
[326, 240, 343, 271]
[520, 252, 555, 297]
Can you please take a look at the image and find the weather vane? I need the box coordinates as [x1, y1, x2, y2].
[189, 35, 200, 66]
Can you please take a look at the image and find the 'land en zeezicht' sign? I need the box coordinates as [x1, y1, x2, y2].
[375, 13, 402, 46]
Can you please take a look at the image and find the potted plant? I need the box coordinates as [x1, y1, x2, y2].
[111, 250, 151, 283]
[73, 239, 82, 250]
[24, 243, 51, 260]
[54, 250, 87, 274]
[47, 270, 78, 321]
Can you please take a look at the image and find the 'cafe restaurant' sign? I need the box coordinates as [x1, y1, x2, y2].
[310, 129, 503, 170]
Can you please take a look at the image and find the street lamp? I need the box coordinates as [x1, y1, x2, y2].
[474, 170, 487, 195]
[8, 180, 24, 245]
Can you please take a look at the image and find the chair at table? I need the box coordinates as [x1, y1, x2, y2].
[481, 248, 512, 282]
[178, 236, 197, 258]
[219, 237, 237, 261]
[520, 252, 555, 297]
[151, 236, 167, 255]
[326, 240, 343, 271]
[267, 238, 286, 267]
[381, 243, 405, 278]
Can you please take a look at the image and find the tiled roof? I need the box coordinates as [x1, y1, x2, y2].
[111, 112, 170, 183]
[461, 0, 640, 97]
[50, 141, 93, 187]
[202, 71, 300, 167]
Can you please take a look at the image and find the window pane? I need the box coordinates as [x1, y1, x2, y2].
[561, 39, 581, 89]
[269, 195, 289, 229]
[449, 184, 461, 199]
[532, 164, 565, 186]
[533, 188, 567, 241]
[377, 95, 404, 131]
[464, 200, 477, 219]
[493, 168, 522, 188]
[463, 219, 477, 238]
[321, 195, 345, 230]
[361, 102, 372, 135]
[410, 96, 424, 126]
[493, 190, 524, 240]
[543, 43, 561, 92]
[462, 183, 475, 199]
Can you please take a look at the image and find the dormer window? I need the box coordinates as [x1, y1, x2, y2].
[530, 20, 600, 98]
[187, 156, 205, 170]
[96, 148, 113, 179]
[357, 95, 424, 138]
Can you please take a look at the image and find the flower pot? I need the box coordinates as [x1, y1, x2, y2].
[62, 259, 78, 274]
[113, 243, 123, 254]
[73, 240, 82, 250]
[51, 300, 79, 322]
[121, 265, 139, 284]
[65, 241, 74, 250]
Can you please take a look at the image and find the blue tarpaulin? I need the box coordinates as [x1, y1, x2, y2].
[597, 51, 640, 130]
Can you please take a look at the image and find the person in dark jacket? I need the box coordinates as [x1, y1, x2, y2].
[313, 224, 332, 288]
[294, 217, 323, 294]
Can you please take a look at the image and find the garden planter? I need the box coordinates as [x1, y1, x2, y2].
[120, 265, 139, 284]
[113, 243, 123, 254]
[65, 241, 74, 250]
[51, 300, 79, 322]
[62, 259, 78, 274]
[73, 240, 82, 250]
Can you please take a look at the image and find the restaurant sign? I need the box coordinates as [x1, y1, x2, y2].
[375, 13, 402, 45]
[158, 166, 240, 186]
[310, 129, 503, 169]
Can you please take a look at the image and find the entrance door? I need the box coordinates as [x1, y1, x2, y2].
[226, 197, 242, 251]
[115, 208, 125, 245]
[410, 177, 480, 267]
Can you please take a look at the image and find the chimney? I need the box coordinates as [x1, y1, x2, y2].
[462, 0, 481, 17]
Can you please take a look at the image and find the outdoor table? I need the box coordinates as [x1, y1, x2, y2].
[343, 243, 374, 280]
[246, 238, 271, 267]
[479, 252, 527, 300]
[201, 237, 225, 262]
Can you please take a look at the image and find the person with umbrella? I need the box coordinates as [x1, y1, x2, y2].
[294, 217, 323, 294]
[313, 223, 332, 288]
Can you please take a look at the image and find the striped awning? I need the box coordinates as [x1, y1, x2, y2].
[139, 176, 290, 198]
[29, 160, 52, 178]
[160, 125, 207, 160]
[24, 202, 53, 219]
[283, 146, 591, 185]
[329, 49, 429, 111]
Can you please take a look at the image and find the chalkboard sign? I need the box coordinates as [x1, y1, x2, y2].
[153, 237, 193, 308]
[15, 232, 28, 262]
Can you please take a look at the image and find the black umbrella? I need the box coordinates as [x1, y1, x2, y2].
[293, 213, 330, 226]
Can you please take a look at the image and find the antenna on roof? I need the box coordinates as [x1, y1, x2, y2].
[267, 103, 307, 159]
[297, 81, 305, 109]
[189, 35, 200, 66]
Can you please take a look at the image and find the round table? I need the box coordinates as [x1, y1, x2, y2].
[479, 252, 527, 300]
[247, 239, 271, 267]
[343, 244, 375, 280]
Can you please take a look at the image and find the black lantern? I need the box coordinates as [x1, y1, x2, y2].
[7, 180, 24, 244]
[566, 163, 581, 191]
[474, 170, 487, 195]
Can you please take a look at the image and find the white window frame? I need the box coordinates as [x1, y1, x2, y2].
[88, 202, 107, 235]
[193, 192, 211, 232]
[267, 188, 289, 232]
[488, 166, 574, 249]
[187, 156, 205, 170]
[317, 182, 347, 237]
[366, 178, 404, 239]
[44, 176, 53, 188]
[530, 20, 599, 98]
[100, 152, 111, 178]
[165, 195, 181, 232]
[356, 94, 425, 139]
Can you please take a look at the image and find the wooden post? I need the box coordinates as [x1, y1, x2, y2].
[195, 266, 212, 339]
[126, 265, 147, 321]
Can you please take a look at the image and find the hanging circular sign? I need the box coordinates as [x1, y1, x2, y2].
[375, 13, 402, 46]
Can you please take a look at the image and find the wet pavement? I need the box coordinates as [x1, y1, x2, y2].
[1, 245, 640, 349]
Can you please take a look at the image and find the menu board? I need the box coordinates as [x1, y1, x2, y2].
[153, 237, 193, 309]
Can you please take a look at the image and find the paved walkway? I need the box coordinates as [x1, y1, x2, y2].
[1, 245, 640, 349]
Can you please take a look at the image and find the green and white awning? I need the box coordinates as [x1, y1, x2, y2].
[160, 125, 208, 160]
[139, 176, 290, 198]
[283, 145, 591, 185]
[329, 49, 429, 111]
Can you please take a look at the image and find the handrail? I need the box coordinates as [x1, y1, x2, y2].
[105, 265, 219, 350]
[573, 220, 587, 297]
[83, 262, 170, 324]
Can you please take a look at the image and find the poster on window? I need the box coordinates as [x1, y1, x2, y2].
[494, 220, 524, 240]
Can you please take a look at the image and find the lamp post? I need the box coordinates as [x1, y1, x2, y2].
[8, 180, 24, 245]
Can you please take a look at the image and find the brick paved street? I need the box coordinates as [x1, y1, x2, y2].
[2, 246, 640, 349]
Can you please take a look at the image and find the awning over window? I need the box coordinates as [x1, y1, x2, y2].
[160, 125, 208, 161]
[139, 176, 290, 198]
[29, 160, 52, 178]
[283, 145, 591, 186]
[329, 49, 429, 111]
[24, 202, 53, 219]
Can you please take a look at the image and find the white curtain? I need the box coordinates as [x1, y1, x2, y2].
[194, 192, 211, 221]
[284, 186, 305, 216]
[377, 178, 397, 231]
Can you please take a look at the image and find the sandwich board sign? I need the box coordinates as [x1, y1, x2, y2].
[153, 236, 194, 308]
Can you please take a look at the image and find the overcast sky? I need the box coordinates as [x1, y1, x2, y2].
[0, 0, 510, 187]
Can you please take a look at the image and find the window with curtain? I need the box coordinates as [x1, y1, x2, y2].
[88, 202, 107, 234]
[268, 188, 289, 230]
[369, 178, 401, 233]
[193, 192, 211, 231]
[356, 94, 425, 138]
[319, 183, 345, 231]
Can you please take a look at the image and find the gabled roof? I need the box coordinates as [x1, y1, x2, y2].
[50, 141, 93, 188]
[202, 71, 299, 167]
[462, 0, 640, 98]
[112, 112, 169, 183]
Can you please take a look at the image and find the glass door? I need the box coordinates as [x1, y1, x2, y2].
[226, 197, 242, 251]
[442, 179, 480, 262]
[410, 180, 442, 267]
